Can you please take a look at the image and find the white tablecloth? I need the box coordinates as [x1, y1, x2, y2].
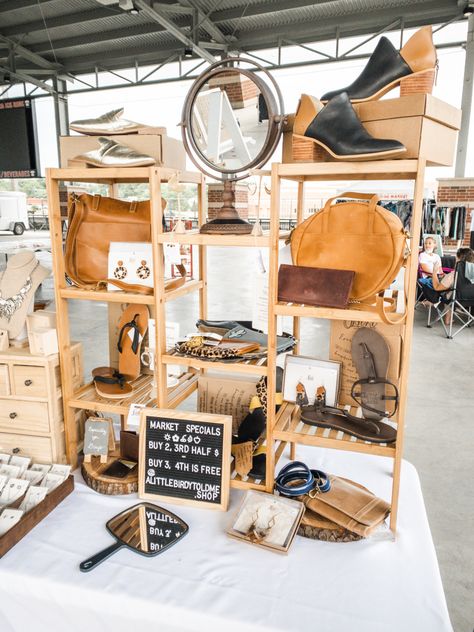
[0, 447, 452, 632]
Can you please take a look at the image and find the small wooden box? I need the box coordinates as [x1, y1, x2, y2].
[0, 475, 74, 557]
[59, 129, 186, 171]
[282, 95, 461, 167]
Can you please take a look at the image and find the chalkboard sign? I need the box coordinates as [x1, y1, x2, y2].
[138, 408, 232, 511]
[83, 417, 115, 463]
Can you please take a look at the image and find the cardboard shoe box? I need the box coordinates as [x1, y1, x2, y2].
[282, 94, 461, 167]
[60, 127, 186, 171]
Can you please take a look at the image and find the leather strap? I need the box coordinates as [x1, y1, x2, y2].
[117, 314, 140, 354]
[322, 191, 378, 234]
[275, 461, 331, 497]
[351, 377, 399, 418]
[93, 372, 127, 390]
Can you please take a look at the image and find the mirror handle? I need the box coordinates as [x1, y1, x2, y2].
[79, 541, 124, 572]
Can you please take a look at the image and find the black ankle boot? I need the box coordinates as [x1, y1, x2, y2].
[294, 92, 405, 161]
[321, 26, 437, 103]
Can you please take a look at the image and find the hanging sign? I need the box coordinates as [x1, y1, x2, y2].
[139, 409, 232, 511]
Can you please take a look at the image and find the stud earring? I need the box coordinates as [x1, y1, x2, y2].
[114, 260, 127, 280]
[136, 259, 151, 279]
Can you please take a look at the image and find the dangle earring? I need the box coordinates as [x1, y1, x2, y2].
[113, 260, 127, 279]
[136, 260, 151, 279]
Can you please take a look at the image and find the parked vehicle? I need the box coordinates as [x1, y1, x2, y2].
[0, 191, 29, 235]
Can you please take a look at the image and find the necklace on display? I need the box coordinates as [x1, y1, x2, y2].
[0, 268, 36, 322]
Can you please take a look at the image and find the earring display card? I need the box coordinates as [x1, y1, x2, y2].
[227, 490, 305, 554]
[21, 470, 45, 485]
[0, 479, 30, 507]
[0, 464, 21, 480]
[9, 456, 31, 475]
[0, 510, 24, 536]
[108, 242, 154, 291]
[282, 355, 341, 407]
[19, 486, 48, 513]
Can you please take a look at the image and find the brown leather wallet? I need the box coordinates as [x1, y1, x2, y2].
[120, 430, 139, 462]
[278, 264, 355, 309]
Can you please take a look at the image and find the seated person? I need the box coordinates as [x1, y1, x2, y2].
[418, 237, 442, 288]
[430, 247, 474, 323]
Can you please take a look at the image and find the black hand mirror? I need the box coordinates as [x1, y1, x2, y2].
[79, 503, 188, 572]
[181, 57, 284, 234]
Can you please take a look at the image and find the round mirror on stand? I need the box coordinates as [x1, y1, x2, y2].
[181, 58, 285, 234]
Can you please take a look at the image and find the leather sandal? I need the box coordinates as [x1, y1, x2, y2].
[300, 387, 396, 444]
[93, 371, 133, 399]
[117, 305, 149, 381]
[351, 327, 398, 420]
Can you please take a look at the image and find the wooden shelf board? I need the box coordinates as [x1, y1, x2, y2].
[60, 279, 202, 305]
[157, 230, 290, 247]
[162, 352, 268, 376]
[60, 287, 155, 305]
[273, 301, 384, 323]
[273, 402, 396, 458]
[275, 160, 419, 181]
[48, 167, 202, 184]
[67, 372, 197, 415]
[164, 279, 203, 302]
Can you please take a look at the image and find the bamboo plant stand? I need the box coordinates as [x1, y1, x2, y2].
[46, 167, 204, 469]
[265, 159, 427, 532]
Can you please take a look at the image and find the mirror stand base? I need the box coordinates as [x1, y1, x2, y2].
[200, 218, 253, 235]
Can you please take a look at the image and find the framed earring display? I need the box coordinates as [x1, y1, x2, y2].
[227, 490, 304, 553]
[283, 355, 341, 407]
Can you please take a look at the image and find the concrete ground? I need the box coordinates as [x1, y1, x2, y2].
[1, 236, 473, 631]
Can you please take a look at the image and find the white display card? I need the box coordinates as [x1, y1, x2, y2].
[0, 464, 21, 479]
[21, 469, 45, 486]
[49, 464, 71, 479]
[42, 473, 64, 493]
[126, 403, 146, 432]
[10, 455, 31, 475]
[30, 464, 51, 475]
[0, 509, 24, 536]
[0, 478, 30, 506]
[0, 475, 7, 494]
[19, 486, 48, 513]
[0, 454, 11, 465]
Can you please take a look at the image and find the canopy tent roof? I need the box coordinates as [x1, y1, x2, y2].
[0, 0, 465, 94]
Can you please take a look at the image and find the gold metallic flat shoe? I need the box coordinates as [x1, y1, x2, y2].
[69, 108, 147, 135]
[73, 137, 155, 167]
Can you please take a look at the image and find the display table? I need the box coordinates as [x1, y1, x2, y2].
[0, 447, 452, 632]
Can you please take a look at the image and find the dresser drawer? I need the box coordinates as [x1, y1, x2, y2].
[0, 400, 50, 434]
[0, 364, 9, 396]
[12, 365, 48, 397]
[0, 433, 53, 463]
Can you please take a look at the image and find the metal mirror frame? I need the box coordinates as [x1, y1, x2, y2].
[181, 57, 285, 182]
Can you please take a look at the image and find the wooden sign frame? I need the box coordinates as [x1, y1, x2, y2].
[138, 408, 232, 511]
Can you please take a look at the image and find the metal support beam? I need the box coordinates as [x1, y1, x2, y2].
[0, 64, 56, 93]
[133, 0, 215, 63]
[456, 14, 474, 177]
[0, 33, 63, 70]
[178, 0, 227, 45]
[53, 78, 69, 160]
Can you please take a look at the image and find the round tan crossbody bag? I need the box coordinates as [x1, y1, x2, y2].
[290, 192, 409, 324]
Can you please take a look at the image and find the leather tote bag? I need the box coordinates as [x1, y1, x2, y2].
[290, 192, 408, 322]
[65, 193, 162, 294]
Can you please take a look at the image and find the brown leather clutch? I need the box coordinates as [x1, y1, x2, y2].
[120, 430, 139, 462]
[278, 264, 355, 308]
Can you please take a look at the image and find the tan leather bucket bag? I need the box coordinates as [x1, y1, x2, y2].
[290, 192, 408, 322]
[64, 193, 185, 294]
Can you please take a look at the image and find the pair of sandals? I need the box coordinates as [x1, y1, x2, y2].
[300, 328, 399, 444]
[93, 305, 149, 399]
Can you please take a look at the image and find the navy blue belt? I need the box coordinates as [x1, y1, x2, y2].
[274, 461, 331, 497]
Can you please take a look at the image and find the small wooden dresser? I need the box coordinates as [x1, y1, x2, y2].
[0, 343, 83, 463]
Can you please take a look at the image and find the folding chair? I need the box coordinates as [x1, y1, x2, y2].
[427, 261, 474, 339]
